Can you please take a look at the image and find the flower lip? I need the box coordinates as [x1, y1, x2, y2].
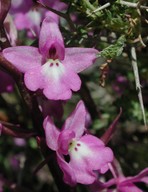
[41, 59, 65, 82]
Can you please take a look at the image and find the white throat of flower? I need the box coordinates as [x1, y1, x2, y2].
[41, 59, 65, 81]
[68, 139, 91, 159]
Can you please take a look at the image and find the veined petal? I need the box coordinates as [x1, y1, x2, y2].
[39, 17, 65, 60]
[63, 48, 99, 73]
[56, 152, 77, 186]
[2, 46, 42, 72]
[43, 116, 60, 151]
[62, 101, 86, 138]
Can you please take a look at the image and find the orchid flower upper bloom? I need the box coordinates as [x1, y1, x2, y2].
[3, 17, 98, 100]
[43, 101, 114, 186]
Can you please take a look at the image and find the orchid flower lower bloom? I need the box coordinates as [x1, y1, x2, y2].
[43, 101, 114, 186]
[3, 17, 98, 100]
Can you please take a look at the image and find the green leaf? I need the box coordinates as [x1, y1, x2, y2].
[100, 35, 126, 59]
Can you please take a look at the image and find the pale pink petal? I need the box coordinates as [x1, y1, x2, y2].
[63, 48, 98, 73]
[43, 116, 60, 151]
[70, 164, 96, 185]
[62, 68, 81, 91]
[69, 140, 97, 184]
[43, 83, 72, 100]
[62, 100, 86, 138]
[24, 67, 44, 91]
[2, 46, 42, 72]
[56, 152, 77, 186]
[69, 135, 113, 175]
[39, 17, 65, 60]
[40, 62, 80, 100]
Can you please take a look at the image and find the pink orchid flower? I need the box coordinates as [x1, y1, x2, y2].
[3, 17, 98, 100]
[10, 0, 66, 38]
[43, 101, 113, 186]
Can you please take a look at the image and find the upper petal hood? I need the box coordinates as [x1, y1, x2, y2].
[43, 116, 60, 151]
[62, 101, 86, 138]
[39, 17, 65, 60]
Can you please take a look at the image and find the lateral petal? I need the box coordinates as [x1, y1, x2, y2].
[64, 48, 98, 73]
[3, 46, 42, 72]
[43, 116, 60, 151]
[56, 152, 77, 186]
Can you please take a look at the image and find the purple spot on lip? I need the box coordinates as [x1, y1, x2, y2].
[77, 143, 81, 146]
[56, 63, 59, 66]
[50, 63, 53, 67]
[74, 147, 78, 151]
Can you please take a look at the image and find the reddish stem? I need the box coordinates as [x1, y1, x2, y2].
[101, 108, 122, 145]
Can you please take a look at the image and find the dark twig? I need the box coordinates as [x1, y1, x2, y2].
[1, 124, 37, 138]
[79, 75, 100, 120]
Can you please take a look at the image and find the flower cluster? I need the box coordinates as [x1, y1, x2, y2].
[0, 0, 147, 191]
